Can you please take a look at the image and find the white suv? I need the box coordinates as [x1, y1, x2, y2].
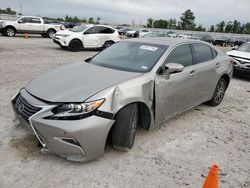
[52, 25, 120, 51]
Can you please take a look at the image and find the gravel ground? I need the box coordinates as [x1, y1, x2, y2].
[0, 36, 249, 188]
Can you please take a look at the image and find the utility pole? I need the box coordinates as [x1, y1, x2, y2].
[20, 3, 22, 15]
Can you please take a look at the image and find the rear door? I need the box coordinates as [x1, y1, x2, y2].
[190, 43, 218, 102]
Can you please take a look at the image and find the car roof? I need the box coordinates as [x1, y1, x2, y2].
[124, 37, 202, 47]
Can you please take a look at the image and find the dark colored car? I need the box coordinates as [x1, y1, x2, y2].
[234, 37, 247, 46]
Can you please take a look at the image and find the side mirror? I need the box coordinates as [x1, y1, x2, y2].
[85, 57, 92, 62]
[164, 63, 184, 79]
[232, 47, 237, 50]
[17, 19, 23, 24]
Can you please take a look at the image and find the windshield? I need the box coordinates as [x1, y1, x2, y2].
[89, 41, 168, 73]
[237, 43, 250, 52]
[71, 25, 88, 32]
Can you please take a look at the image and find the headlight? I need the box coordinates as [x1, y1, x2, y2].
[49, 98, 105, 120]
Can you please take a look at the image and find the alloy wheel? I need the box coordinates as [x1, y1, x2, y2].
[214, 80, 226, 103]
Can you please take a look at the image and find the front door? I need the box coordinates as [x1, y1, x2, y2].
[155, 44, 198, 126]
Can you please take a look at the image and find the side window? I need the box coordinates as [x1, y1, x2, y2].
[84, 27, 99, 34]
[192, 43, 213, 64]
[30, 18, 41, 24]
[18, 17, 29, 23]
[164, 44, 193, 67]
[99, 27, 114, 34]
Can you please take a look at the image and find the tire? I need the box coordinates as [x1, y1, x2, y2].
[103, 41, 114, 49]
[112, 103, 138, 151]
[208, 78, 227, 106]
[68, 39, 82, 52]
[41, 33, 47, 38]
[47, 29, 56, 38]
[5, 27, 16, 37]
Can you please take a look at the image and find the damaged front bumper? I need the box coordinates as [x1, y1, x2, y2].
[12, 89, 114, 162]
[232, 59, 250, 78]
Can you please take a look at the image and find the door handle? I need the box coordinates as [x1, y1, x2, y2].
[189, 70, 196, 77]
[216, 63, 221, 68]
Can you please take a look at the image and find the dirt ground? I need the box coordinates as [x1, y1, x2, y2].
[0, 36, 249, 188]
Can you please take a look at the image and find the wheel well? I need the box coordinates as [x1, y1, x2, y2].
[105, 102, 151, 147]
[105, 40, 114, 44]
[47, 28, 56, 33]
[70, 38, 83, 47]
[221, 74, 230, 89]
[5, 25, 16, 32]
[114, 102, 151, 130]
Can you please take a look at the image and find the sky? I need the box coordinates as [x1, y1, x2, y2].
[0, 0, 250, 27]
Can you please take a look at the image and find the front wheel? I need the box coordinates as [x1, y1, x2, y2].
[68, 39, 82, 52]
[112, 103, 138, 151]
[5, 27, 16, 37]
[208, 78, 227, 106]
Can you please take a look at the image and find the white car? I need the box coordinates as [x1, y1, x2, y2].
[126, 29, 137, 38]
[177, 34, 189, 39]
[0, 16, 63, 38]
[226, 42, 250, 78]
[52, 25, 120, 51]
[135, 29, 151, 38]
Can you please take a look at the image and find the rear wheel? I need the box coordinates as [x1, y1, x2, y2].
[68, 39, 82, 52]
[5, 27, 16, 37]
[112, 103, 138, 151]
[47, 29, 56, 38]
[208, 78, 227, 106]
[103, 41, 114, 49]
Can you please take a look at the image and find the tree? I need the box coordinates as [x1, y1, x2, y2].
[88, 17, 94, 24]
[244, 23, 250, 34]
[0, 7, 16, 15]
[180, 9, 196, 30]
[209, 25, 215, 32]
[153, 19, 168, 28]
[82, 17, 87, 23]
[232, 20, 241, 33]
[196, 24, 206, 31]
[96, 17, 101, 24]
[168, 18, 177, 29]
[225, 21, 233, 33]
[147, 18, 154, 28]
[216, 21, 225, 32]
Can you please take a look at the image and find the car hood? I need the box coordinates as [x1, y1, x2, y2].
[26, 62, 141, 102]
[226, 50, 250, 59]
[55, 30, 75, 35]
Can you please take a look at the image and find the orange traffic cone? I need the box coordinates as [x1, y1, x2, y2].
[203, 164, 219, 188]
[24, 33, 28, 39]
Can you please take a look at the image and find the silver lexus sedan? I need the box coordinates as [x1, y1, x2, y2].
[12, 38, 233, 162]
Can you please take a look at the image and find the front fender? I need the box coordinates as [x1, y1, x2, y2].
[86, 73, 156, 129]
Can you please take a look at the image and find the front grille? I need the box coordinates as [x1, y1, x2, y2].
[13, 94, 42, 124]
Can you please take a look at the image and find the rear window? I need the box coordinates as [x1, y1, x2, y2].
[192, 43, 213, 64]
[99, 27, 114, 34]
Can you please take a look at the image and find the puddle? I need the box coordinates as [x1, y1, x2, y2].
[9, 134, 41, 160]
